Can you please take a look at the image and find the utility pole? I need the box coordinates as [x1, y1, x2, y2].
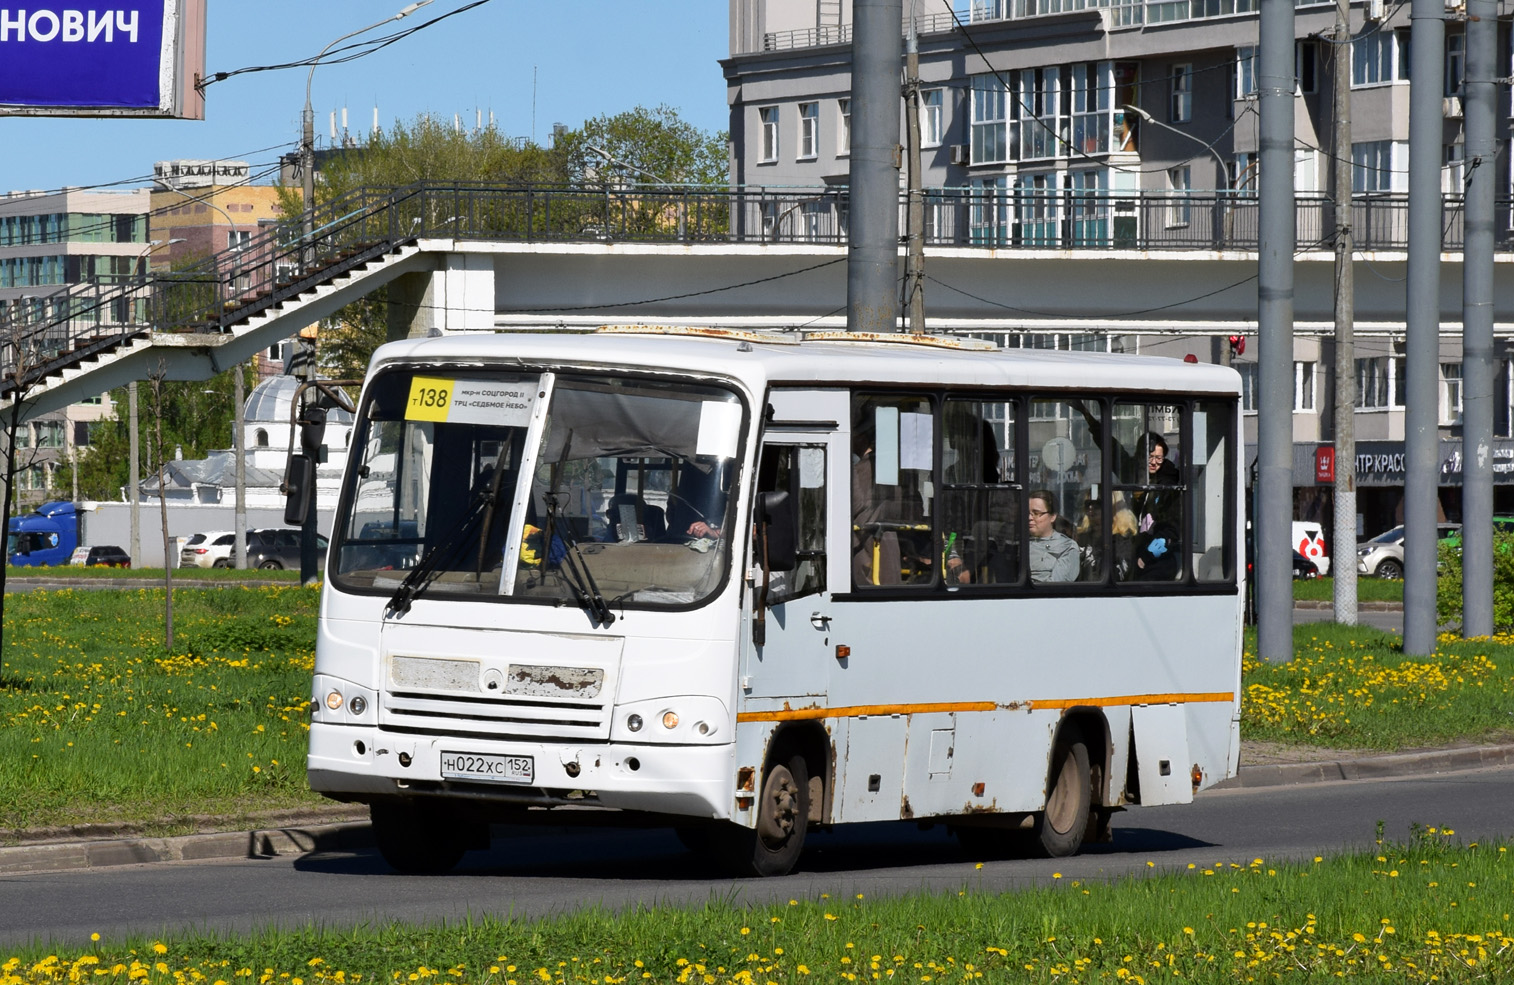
[234, 364, 247, 569]
[1461, 0, 1496, 636]
[1331, 0, 1358, 626]
[1403, 0, 1446, 655]
[847, 0, 903, 334]
[903, 5, 926, 333]
[1256, 0, 1298, 662]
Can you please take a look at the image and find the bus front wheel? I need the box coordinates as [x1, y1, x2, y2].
[1032, 724, 1092, 858]
[370, 802, 470, 875]
[724, 754, 809, 877]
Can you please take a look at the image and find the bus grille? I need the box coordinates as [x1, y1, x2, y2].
[380, 689, 610, 741]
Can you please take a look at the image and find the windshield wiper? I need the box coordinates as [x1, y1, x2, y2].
[546, 493, 616, 628]
[385, 491, 493, 618]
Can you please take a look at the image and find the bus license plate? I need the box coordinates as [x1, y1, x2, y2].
[439, 751, 534, 784]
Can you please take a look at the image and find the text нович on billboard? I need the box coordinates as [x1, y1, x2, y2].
[0, 1, 205, 118]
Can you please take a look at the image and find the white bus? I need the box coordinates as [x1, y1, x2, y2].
[306, 328, 1244, 876]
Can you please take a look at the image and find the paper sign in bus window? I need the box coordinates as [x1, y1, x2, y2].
[696, 400, 741, 459]
[405, 376, 540, 427]
[900, 412, 933, 471]
[875, 406, 900, 486]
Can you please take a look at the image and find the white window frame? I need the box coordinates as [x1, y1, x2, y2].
[1441, 362, 1463, 425]
[1237, 363, 1258, 413]
[1352, 140, 1398, 193]
[1352, 31, 1402, 88]
[970, 75, 1009, 165]
[1446, 32, 1465, 97]
[759, 106, 779, 163]
[1166, 165, 1191, 227]
[921, 88, 943, 147]
[1293, 361, 1315, 412]
[1356, 356, 1390, 409]
[1170, 64, 1192, 124]
[838, 98, 852, 156]
[798, 102, 818, 160]
[1235, 46, 1257, 100]
[1017, 67, 1061, 162]
[1296, 40, 1318, 96]
[1444, 143, 1465, 196]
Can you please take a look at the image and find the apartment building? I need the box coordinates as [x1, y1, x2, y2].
[723, 0, 1512, 537]
[0, 187, 148, 504]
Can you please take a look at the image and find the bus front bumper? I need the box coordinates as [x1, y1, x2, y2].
[307, 723, 735, 820]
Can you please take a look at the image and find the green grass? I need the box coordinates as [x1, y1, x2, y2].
[3, 830, 1509, 982]
[5, 565, 300, 581]
[0, 586, 321, 831]
[1291, 576, 1404, 604]
[1242, 622, 1514, 750]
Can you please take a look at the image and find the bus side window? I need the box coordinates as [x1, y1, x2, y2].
[940, 398, 1019, 585]
[758, 444, 827, 602]
[1111, 401, 1186, 582]
[851, 395, 936, 588]
[1190, 401, 1233, 582]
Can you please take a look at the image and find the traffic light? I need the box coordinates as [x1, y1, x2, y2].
[1228, 334, 1246, 356]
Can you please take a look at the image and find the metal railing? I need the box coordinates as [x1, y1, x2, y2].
[0, 182, 1498, 397]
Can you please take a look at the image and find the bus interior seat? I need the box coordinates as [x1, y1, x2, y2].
[1195, 547, 1224, 581]
[606, 493, 666, 543]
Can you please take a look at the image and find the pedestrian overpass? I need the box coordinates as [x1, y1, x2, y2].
[4, 181, 1511, 421]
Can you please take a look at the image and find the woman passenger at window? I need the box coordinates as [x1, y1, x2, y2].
[1027, 489, 1079, 584]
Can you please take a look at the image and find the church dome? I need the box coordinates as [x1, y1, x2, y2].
[243, 375, 355, 425]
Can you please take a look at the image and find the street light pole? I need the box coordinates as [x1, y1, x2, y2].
[302, 2, 432, 262]
[1121, 104, 1231, 247]
[587, 146, 685, 240]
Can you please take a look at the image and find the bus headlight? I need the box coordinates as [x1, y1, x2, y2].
[348, 695, 367, 716]
[312, 675, 376, 726]
[326, 690, 344, 711]
[613, 696, 728, 744]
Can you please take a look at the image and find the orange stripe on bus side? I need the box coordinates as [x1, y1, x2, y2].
[734, 692, 1235, 724]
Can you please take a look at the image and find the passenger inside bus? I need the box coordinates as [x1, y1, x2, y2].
[1027, 489, 1080, 583]
[669, 460, 730, 540]
[605, 493, 667, 543]
[1133, 432, 1182, 580]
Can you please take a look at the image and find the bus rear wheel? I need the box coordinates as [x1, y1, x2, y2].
[1031, 724, 1092, 858]
[723, 754, 809, 877]
[370, 802, 470, 874]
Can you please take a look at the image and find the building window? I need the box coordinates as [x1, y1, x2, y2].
[1017, 67, 1060, 162]
[1441, 363, 1463, 424]
[1167, 165, 1191, 227]
[1352, 140, 1397, 193]
[1294, 361, 1315, 411]
[229, 230, 251, 251]
[1070, 62, 1110, 155]
[1444, 143, 1465, 196]
[759, 106, 779, 163]
[1237, 363, 1258, 413]
[1356, 356, 1389, 409]
[1296, 41, 1318, 95]
[1231, 152, 1258, 193]
[969, 175, 1008, 245]
[1235, 46, 1257, 99]
[1069, 168, 1109, 246]
[970, 74, 1009, 165]
[921, 88, 943, 147]
[256, 429, 269, 448]
[1170, 64, 1192, 123]
[838, 98, 851, 155]
[1352, 31, 1403, 87]
[798, 102, 818, 160]
[35, 421, 64, 449]
[1015, 172, 1059, 247]
[1446, 32, 1465, 97]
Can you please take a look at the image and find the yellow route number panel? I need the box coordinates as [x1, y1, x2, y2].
[406, 376, 454, 422]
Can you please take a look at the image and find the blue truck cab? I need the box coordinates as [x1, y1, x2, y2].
[7, 501, 82, 567]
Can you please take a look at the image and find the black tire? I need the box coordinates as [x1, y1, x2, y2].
[370, 802, 469, 875]
[721, 754, 809, 877]
[1031, 723, 1092, 858]
[1376, 558, 1403, 580]
[259, 559, 282, 570]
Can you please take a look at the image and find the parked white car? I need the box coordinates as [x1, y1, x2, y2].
[178, 530, 247, 568]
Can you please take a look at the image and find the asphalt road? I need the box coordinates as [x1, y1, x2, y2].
[1, 764, 1508, 949]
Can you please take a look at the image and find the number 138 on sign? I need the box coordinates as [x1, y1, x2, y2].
[406, 377, 453, 421]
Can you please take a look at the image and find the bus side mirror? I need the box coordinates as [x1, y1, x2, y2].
[757, 490, 798, 572]
[283, 453, 314, 526]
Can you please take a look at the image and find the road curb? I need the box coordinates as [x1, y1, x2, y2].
[5, 744, 1512, 876]
[1213, 742, 1514, 789]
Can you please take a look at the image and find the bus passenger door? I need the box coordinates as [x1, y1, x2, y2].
[743, 434, 838, 701]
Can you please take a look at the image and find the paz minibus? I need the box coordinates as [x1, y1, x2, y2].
[306, 327, 1244, 876]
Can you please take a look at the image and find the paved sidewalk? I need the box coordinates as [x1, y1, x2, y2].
[4, 740, 1512, 876]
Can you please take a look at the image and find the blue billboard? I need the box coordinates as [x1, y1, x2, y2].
[0, 2, 205, 118]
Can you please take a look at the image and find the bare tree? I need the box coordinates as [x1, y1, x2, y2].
[148, 359, 175, 652]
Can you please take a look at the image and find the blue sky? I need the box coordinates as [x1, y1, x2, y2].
[0, 0, 731, 193]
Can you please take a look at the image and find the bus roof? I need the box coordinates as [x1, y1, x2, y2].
[368, 330, 1243, 398]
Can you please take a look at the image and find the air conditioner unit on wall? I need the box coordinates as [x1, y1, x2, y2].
[950, 144, 970, 166]
[1444, 96, 1463, 118]
[1366, 0, 1384, 20]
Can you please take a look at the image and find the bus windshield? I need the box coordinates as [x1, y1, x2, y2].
[331, 368, 744, 611]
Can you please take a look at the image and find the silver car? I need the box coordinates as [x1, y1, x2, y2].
[1356, 523, 1460, 579]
